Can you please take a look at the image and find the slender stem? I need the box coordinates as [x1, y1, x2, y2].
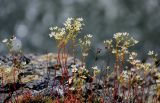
[72, 39, 76, 64]
[113, 43, 119, 102]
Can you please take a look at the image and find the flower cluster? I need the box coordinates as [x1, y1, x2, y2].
[70, 64, 100, 91]
[148, 50, 158, 61]
[141, 63, 152, 73]
[71, 65, 78, 73]
[2, 36, 22, 53]
[49, 18, 84, 47]
[70, 65, 89, 90]
[92, 66, 100, 77]
[118, 70, 143, 87]
[104, 32, 138, 55]
[118, 70, 130, 86]
[104, 40, 113, 50]
[64, 18, 84, 31]
[113, 32, 138, 45]
[79, 34, 93, 57]
[49, 27, 65, 40]
[128, 52, 141, 66]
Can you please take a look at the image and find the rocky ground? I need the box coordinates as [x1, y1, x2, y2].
[1, 53, 159, 103]
[0, 53, 82, 103]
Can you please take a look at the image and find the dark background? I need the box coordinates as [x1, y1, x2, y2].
[0, 0, 160, 65]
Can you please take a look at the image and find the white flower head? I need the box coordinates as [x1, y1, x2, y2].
[49, 27, 53, 31]
[87, 34, 93, 38]
[82, 53, 88, 57]
[113, 32, 122, 39]
[80, 66, 85, 70]
[72, 68, 78, 73]
[64, 18, 73, 30]
[71, 65, 76, 68]
[71, 65, 78, 73]
[113, 32, 129, 39]
[49, 27, 65, 40]
[49, 32, 55, 38]
[11, 36, 16, 41]
[77, 18, 83, 21]
[148, 51, 154, 56]
[3, 36, 22, 52]
[134, 40, 139, 44]
[92, 66, 98, 70]
[68, 18, 73, 21]
[85, 40, 91, 46]
[53, 26, 58, 30]
[49, 26, 58, 31]
[104, 40, 112, 44]
[2, 38, 8, 43]
[129, 52, 137, 60]
[5, 67, 12, 73]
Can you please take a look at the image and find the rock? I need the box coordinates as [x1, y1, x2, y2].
[0, 53, 81, 103]
[0, 82, 25, 93]
[20, 55, 31, 65]
[21, 75, 39, 83]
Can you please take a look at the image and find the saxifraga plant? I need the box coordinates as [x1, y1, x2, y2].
[1, 36, 23, 103]
[103, 32, 160, 103]
[49, 18, 85, 99]
[49, 18, 102, 102]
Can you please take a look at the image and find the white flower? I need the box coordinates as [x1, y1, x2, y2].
[82, 53, 88, 57]
[53, 26, 58, 30]
[104, 40, 112, 44]
[122, 70, 129, 80]
[85, 40, 91, 46]
[5, 67, 12, 73]
[77, 18, 83, 21]
[74, 20, 83, 31]
[129, 56, 133, 60]
[49, 26, 58, 31]
[92, 66, 98, 70]
[80, 66, 85, 70]
[71, 65, 78, 72]
[148, 51, 154, 56]
[68, 77, 73, 84]
[49, 28, 65, 40]
[11, 36, 16, 40]
[123, 70, 127, 75]
[64, 17, 84, 31]
[64, 18, 73, 30]
[113, 32, 129, 39]
[87, 34, 93, 38]
[72, 68, 78, 73]
[134, 40, 139, 44]
[71, 65, 76, 68]
[106, 66, 110, 70]
[113, 32, 122, 39]
[129, 52, 137, 60]
[49, 32, 55, 38]
[2, 39, 8, 43]
[49, 27, 53, 31]
[68, 18, 73, 21]
[112, 49, 116, 54]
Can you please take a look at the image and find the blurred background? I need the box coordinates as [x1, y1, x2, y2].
[0, 0, 160, 65]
